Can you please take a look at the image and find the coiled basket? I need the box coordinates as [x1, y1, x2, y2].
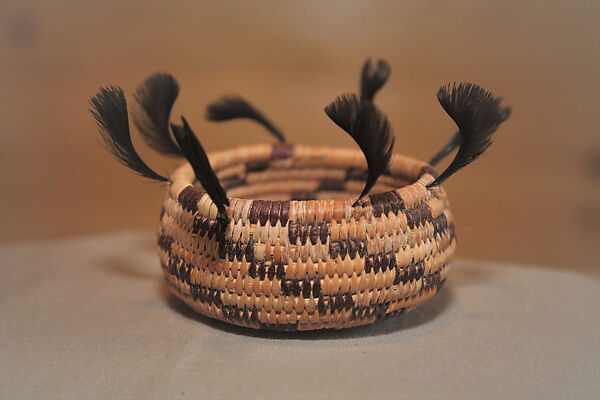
[158, 143, 456, 330]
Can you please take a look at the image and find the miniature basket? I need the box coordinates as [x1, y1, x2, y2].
[158, 143, 456, 331]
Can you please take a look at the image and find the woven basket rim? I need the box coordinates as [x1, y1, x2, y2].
[168, 143, 440, 219]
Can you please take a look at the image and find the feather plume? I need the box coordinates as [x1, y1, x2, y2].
[428, 82, 511, 187]
[360, 58, 390, 102]
[170, 117, 229, 213]
[90, 86, 168, 182]
[325, 94, 394, 205]
[429, 107, 511, 166]
[133, 73, 182, 157]
[206, 96, 285, 142]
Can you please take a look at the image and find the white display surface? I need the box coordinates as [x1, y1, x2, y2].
[1, 232, 598, 399]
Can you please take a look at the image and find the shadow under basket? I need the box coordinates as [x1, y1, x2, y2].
[159, 143, 456, 331]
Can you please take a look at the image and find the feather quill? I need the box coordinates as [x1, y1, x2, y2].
[206, 96, 286, 142]
[428, 132, 462, 167]
[170, 117, 229, 213]
[428, 82, 511, 187]
[360, 58, 390, 102]
[325, 94, 394, 205]
[133, 73, 182, 157]
[90, 86, 168, 182]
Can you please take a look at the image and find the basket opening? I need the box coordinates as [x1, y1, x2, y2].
[210, 147, 415, 201]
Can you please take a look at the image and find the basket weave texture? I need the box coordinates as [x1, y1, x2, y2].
[159, 143, 456, 330]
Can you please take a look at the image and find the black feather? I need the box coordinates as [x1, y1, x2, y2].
[325, 94, 394, 205]
[206, 96, 285, 142]
[90, 86, 168, 182]
[427, 83, 511, 187]
[360, 58, 391, 102]
[429, 107, 511, 166]
[133, 73, 182, 157]
[428, 131, 462, 167]
[170, 117, 229, 213]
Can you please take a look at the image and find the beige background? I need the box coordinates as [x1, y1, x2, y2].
[1, 1, 599, 274]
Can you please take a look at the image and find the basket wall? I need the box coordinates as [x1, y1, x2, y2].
[159, 143, 456, 330]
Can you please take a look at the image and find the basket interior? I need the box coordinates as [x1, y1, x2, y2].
[210, 146, 416, 201]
